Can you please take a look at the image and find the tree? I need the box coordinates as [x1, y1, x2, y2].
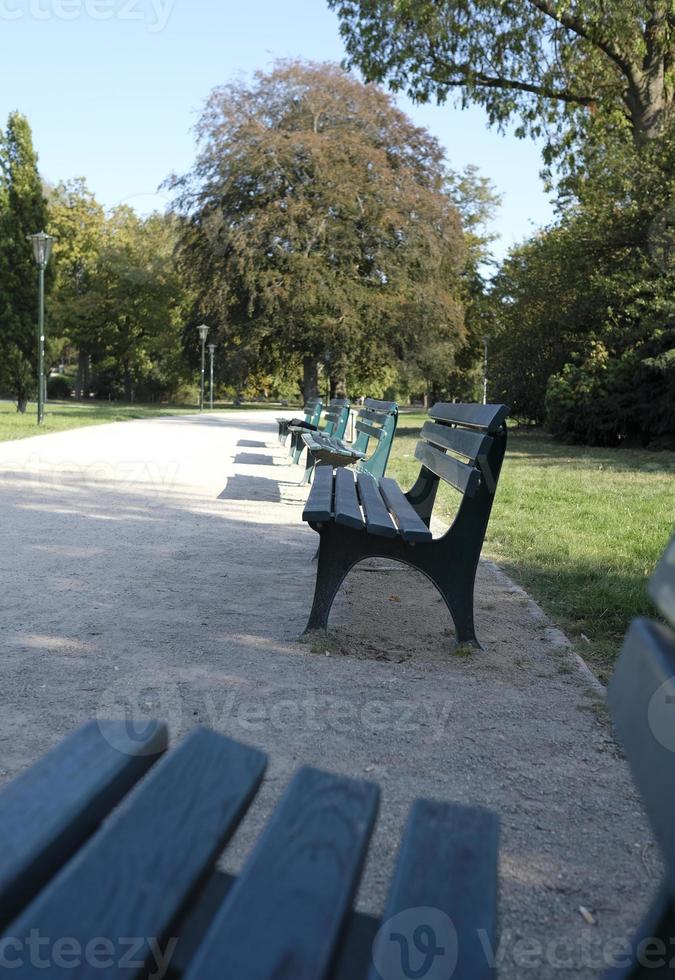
[490, 126, 675, 439]
[0, 112, 50, 411]
[48, 179, 106, 397]
[329, 0, 675, 170]
[169, 60, 467, 401]
[88, 208, 189, 402]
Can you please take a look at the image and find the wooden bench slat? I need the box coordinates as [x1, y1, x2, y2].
[421, 420, 493, 462]
[608, 617, 675, 889]
[0, 720, 167, 930]
[358, 407, 390, 423]
[415, 441, 481, 497]
[430, 402, 509, 433]
[379, 478, 433, 543]
[355, 419, 384, 440]
[648, 535, 675, 628]
[8, 728, 267, 980]
[303, 464, 334, 523]
[183, 766, 379, 980]
[368, 800, 499, 980]
[356, 473, 398, 538]
[363, 398, 397, 412]
[334, 468, 365, 530]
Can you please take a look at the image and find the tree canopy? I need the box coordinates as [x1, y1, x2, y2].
[169, 60, 469, 400]
[330, 0, 675, 173]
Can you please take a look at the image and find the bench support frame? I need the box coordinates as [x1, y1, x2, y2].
[304, 424, 507, 649]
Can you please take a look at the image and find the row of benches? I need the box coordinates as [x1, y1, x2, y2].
[0, 537, 672, 977]
[279, 398, 509, 649]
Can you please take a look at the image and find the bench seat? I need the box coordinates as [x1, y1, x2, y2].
[304, 466, 432, 543]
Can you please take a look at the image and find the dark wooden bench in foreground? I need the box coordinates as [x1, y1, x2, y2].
[0, 719, 498, 979]
[605, 533, 675, 979]
[302, 402, 509, 648]
[300, 397, 398, 484]
[276, 397, 322, 445]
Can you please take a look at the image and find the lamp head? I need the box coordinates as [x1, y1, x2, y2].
[197, 324, 209, 342]
[30, 231, 55, 269]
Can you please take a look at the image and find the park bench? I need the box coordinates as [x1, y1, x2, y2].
[288, 396, 350, 465]
[276, 397, 322, 445]
[299, 397, 398, 484]
[302, 402, 509, 648]
[604, 533, 675, 978]
[0, 718, 498, 978]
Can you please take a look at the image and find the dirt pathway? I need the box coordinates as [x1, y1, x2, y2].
[0, 411, 656, 977]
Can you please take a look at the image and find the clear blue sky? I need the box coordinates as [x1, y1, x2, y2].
[0, 0, 555, 261]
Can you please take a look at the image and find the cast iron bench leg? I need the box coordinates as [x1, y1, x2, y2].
[304, 526, 360, 632]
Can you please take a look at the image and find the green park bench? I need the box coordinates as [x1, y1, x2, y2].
[288, 397, 350, 465]
[302, 402, 509, 648]
[276, 397, 322, 445]
[300, 397, 398, 485]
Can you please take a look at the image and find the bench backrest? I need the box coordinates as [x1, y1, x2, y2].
[406, 402, 509, 567]
[321, 398, 350, 439]
[350, 398, 398, 479]
[304, 398, 323, 428]
[605, 535, 675, 977]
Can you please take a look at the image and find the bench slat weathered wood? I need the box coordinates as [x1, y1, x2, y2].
[368, 799, 499, 980]
[7, 728, 266, 980]
[183, 767, 379, 979]
[0, 719, 167, 930]
[356, 472, 398, 538]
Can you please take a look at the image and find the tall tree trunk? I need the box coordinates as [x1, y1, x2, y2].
[76, 350, 90, 400]
[123, 362, 133, 403]
[302, 356, 319, 401]
[329, 353, 348, 399]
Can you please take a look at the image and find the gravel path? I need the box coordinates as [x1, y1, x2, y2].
[0, 410, 657, 977]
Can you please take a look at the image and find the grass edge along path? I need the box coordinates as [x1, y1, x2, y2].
[387, 416, 675, 683]
[0, 399, 283, 443]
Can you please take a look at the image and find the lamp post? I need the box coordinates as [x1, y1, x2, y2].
[208, 343, 216, 409]
[29, 231, 55, 425]
[197, 324, 209, 410]
[482, 334, 489, 405]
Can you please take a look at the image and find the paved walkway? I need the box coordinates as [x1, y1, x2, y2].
[0, 411, 656, 977]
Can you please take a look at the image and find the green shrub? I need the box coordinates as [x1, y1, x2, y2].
[546, 333, 675, 447]
[47, 375, 73, 401]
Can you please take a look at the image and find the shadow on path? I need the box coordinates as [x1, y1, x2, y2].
[219, 475, 282, 503]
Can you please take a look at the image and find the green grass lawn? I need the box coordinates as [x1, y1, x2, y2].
[0, 399, 291, 442]
[388, 414, 675, 681]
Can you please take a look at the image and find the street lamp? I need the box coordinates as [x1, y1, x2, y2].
[197, 324, 209, 410]
[29, 231, 55, 425]
[207, 343, 216, 409]
[482, 334, 489, 405]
